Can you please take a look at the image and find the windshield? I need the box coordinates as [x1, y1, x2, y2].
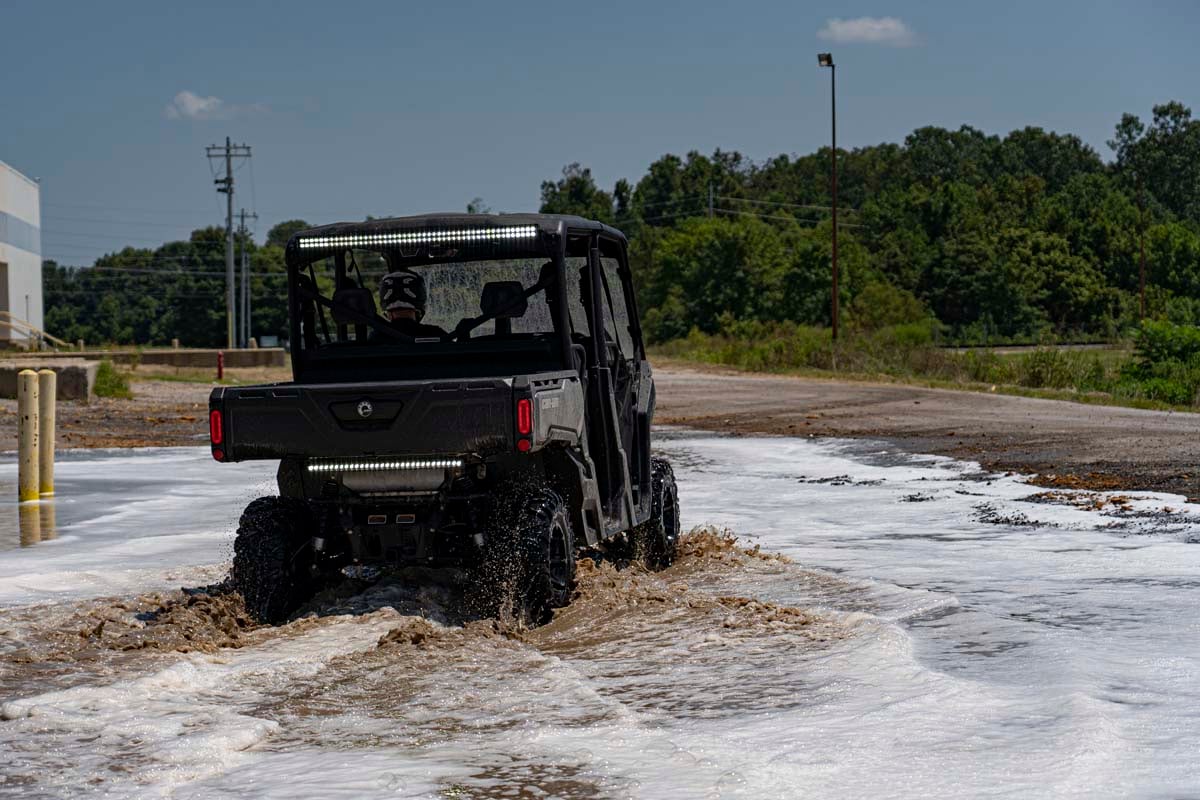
[292, 251, 566, 380]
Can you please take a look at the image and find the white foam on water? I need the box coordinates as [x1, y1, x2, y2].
[1, 611, 404, 798]
[1, 438, 1198, 797]
[0, 448, 275, 605]
[660, 434, 1200, 797]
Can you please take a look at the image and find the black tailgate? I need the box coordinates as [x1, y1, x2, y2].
[210, 379, 513, 461]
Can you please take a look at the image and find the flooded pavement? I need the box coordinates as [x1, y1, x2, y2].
[1, 438, 1199, 798]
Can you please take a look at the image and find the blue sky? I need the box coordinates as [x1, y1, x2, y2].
[4, 0, 1197, 265]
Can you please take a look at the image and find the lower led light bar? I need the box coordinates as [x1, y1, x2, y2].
[297, 225, 537, 250]
[308, 458, 464, 473]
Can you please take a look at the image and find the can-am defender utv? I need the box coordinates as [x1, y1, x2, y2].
[209, 213, 679, 624]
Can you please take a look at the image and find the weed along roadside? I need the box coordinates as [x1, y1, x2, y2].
[93, 360, 131, 399]
[652, 318, 1200, 412]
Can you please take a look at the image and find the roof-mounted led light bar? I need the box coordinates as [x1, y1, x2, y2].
[308, 458, 464, 473]
[297, 225, 538, 250]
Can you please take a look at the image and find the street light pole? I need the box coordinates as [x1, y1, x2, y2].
[818, 53, 839, 341]
[1138, 172, 1147, 320]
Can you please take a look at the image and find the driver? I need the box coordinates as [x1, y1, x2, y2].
[378, 270, 447, 339]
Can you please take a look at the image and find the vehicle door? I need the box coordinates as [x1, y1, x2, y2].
[597, 239, 647, 510]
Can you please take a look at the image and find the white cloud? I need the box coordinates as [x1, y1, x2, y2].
[165, 90, 224, 120]
[164, 90, 268, 121]
[818, 17, 918, 47]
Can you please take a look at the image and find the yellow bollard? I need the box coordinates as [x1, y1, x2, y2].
[17, 369, 39, 502]
[38, 369, 56, 497]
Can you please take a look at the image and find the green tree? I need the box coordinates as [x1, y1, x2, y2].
[1110, 102, 1200, 223]
[539, 163, 614, 222]
[266, 219, 310, 248]
[650, 217, 786, 333]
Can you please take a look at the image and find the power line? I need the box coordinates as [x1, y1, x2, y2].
[44, 251, 243, 263]
[46, 291, 233, 299]
[44, 201, 214, 216]
[42, 231, 189, 243]
[42, 216, 210, 229]
[638, 206, 865, 229]
[714, 195, 860, 214]
[50, 266, 287, 277]
[713, 206, 865, 228]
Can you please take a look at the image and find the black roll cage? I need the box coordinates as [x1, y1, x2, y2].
[283, 217, 645, 381]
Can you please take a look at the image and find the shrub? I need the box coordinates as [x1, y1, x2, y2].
[94, 360, 132, 399]
[1018, 348, 1079, 389]
[962, 350, 1015, 384]
[850, 281, 930, 331]
[1131, 320, 1200, 374]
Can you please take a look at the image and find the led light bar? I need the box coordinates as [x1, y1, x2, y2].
[307, 458, 464, 473]
[297, 225, 538, 250]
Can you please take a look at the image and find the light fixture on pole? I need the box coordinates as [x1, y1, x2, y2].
[817, 52, 838, 341]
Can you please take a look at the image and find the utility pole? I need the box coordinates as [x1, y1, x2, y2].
[708, 182, 714, 218]
[818, 53, 839, 341]
[206, 137, 252, 348]
[1137, 172, 1147, 321]
[238, 209, 258, 347]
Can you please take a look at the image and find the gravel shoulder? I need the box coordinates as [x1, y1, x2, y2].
[653, 362, 1200, 500]
[4, 364, 1198, 499]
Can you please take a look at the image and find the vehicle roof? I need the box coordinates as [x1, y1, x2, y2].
[288, 212, 627, 248]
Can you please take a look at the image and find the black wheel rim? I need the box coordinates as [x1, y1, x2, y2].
[663, 484, 679, 548]
[548, 522, 571, 594]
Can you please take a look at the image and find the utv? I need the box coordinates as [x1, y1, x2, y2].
[209, 213, 679, 624]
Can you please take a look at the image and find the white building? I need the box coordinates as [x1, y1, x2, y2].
[0, 161, 44, 346]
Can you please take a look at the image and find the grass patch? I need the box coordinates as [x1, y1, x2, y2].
[650, 320, 1198, 413]
[93, 360, 132, 399]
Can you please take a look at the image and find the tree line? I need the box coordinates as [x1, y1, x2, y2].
[542, 100, 1200, 343]
[43, 101, 1200, 347]
[43, 221, 307, 347]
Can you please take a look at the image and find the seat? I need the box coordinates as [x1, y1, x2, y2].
[331, 287, 377, 341]
[480, 281, 527, 336]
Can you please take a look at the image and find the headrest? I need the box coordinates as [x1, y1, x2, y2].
[480, 281, 527, 319]
[331, 287, 376, 325]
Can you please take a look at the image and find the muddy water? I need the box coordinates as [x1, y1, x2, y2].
[1, 439, 1199, 798]
[0, 529, 848, 799]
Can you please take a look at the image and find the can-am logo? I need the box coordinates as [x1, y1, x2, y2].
[356, 400, 374, 418]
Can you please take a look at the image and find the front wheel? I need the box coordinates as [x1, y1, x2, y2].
[631, 458, 680, 570]
[230, 496, 319, 624]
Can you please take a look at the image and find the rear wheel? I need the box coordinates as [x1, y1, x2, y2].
[231, 496, 319, 624]
[521, 489, 577, 623]
[631, 458, 680, 570]
[471, 487, 576, 626]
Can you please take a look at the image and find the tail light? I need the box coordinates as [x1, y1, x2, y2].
[209, 409, 223, 445]
[516, 397, 532, 452]
[210, 409, 225, 461]
[516, 398, 532, 436]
